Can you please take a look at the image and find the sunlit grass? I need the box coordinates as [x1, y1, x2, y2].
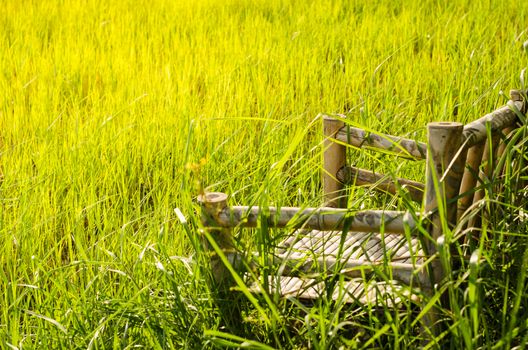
[1, 0, 528, 347]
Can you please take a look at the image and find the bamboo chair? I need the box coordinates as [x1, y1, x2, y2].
[196, 90, 526, 310]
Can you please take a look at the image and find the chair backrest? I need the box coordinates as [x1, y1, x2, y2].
[322, 116, 427, 208]
[457, 92, 525, 229]
[322, 89, 526, 282]
[322, 89, 526, 214]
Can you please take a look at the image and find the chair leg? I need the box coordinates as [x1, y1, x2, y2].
[322, 115, 347, 208]
[424, 122, 465, 338]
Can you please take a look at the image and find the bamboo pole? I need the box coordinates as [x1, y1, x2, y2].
[495, 126, 516, 199]
[197, 192, 236, 288]
[509, 89, 524, 103]
[333, 123, 427, 160]
[494, 89, 523, 172]
[457, 141, 485, 222]
[462, 100, 523, 148]
[421, 122, 465, 337]
[221, 251, 429, 288]
[218, 205, 415, 233]
[270, 254, 429, 286]
[508, 90, 528, 203]
[496, 127, 515, 160]
[206, 202, 416, 234]
[467, 133, 500, 230]
[459, 89, 524, 239]
[323, 116, 347, 207]
[336, 165, 425, 202]
[424, 122, 465, 283]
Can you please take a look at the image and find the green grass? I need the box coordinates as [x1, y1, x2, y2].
[1, 0, 528, 348]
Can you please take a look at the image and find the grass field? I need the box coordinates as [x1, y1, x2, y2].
[1, 0, 528, 348]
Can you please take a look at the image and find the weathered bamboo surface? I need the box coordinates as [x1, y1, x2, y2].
[336, 165, 425, 202]
[277, 230, 422, 264]
[212, 205, 416, 234]
[274, 229, 427, 285]
[271, 256, 427, 286]
[424, 122, 465, 285]
[457, 141, 485, 221]
[323, 116, 347, 207]
[457, 92, 525, 221]
[425, 123, 466, 224]
[467, 134, 500, 229]
[496, 126, 515, 162]
[326, 94, 525, 164]
[332, 123, 427, 160]
[462, 100, 524, 148]
[250, 276, 421, 306]
[197, 192, 236, 287]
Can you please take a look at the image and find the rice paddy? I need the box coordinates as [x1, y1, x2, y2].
[1, 0, 528, 348]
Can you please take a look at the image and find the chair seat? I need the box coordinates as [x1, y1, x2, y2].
[247, 230, 427, 304]
[250, 276, 421, 306]
[277, 230, 425, 266]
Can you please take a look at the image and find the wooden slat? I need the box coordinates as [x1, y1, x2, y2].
[399, 239, 422, 265]
[271, 254, 427, 286]
[277, 230, 424, 265]
[284, 231, 416, 266]
[336, 165, 424, 202]
[366, 235, 391, 262]
[250, 276, 421, 306]
[336, 232, 367, 258]
[380, 234, 401, 261]
[359, 237, 382, 261]
[275, 230, 427, 285]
